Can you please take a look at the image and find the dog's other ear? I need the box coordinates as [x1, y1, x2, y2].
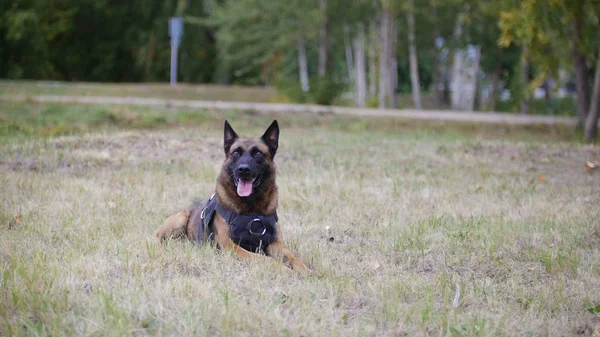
[261, 120, 279, 157]
[224, 120, 239, 154]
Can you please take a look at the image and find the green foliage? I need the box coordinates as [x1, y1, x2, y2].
[0, 0, 216, 82]
[496, 97, 578, 116]
[310, 77, 346, 105]
[587, 303, 600, 314]
[274, 76, 346, 106]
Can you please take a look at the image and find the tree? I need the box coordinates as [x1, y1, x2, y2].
[500, 0, 600, 141]
[354, 23, 367, 107]
[406, 0, 422, 109]
[318, 0, 328, 78]
[584, 51, 600, 143]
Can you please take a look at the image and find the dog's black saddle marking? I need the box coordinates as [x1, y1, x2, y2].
[197, 194, 278, 253]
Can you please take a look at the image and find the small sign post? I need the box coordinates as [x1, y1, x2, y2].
[169, 17, 184, 86]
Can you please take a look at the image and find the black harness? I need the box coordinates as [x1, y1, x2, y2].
[197, 194, 278, 253]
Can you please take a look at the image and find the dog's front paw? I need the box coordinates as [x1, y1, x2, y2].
[153, 228, 166, 241]
[291, 259, 312, 277]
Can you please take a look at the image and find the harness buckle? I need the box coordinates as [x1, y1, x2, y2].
[248, 218, 267, 236]
[200, 194, 215, 220]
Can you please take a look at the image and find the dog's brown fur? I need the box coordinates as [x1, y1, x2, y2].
[154, 121, 309, 275]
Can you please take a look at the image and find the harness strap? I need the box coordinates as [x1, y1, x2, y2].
[196, 194, 278, 253]
[214, 202, 278, 237]
[197, 194, 216, 243]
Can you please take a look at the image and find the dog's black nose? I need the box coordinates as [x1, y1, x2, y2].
[237, 164, 250, 174]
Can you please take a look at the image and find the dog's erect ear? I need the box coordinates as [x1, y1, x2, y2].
[224, 120, 239, 154]
[261, 120, 279, 157]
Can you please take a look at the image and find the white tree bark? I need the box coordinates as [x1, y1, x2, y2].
[298, 37, 309, 93]
[451, 13, 465, 110]
[318, 0, 328, 78]
[407, 0, 422, 109]
[343, 25, 355, 84]
[379, 9, 395, 108]
[354, 23, 367, 107]
[465, 45, 481, 111]
[452, 46, 480, 111]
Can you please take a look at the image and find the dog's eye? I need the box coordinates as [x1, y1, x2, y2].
[231, 149, 241, 157]
[253, 151, 263, 157]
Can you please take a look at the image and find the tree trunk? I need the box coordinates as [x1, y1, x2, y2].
[541, 78, 552, 104]
[519, 46, 530, 114]
[379, 9, 390, 108]
[368, 21, 377, 98]
[318, 0, 328, 78]
[450, 14, 465, 110]
[298, 37, 309, 93]
[431, 2, 444, 108]
[433, 43, 442, 107]
[442, 63, 451, 106]
[407, 0, 422, 109]
[488, 67, 501, 112]
[354, 23, 367, 107]
[343, 25, 355, 84]
[379, 9, 396, 109]
[390, 17, 398, 109]
[467, 46, 481, 111]
[572, 17, 590, 127]
[584, 54, 600, 143]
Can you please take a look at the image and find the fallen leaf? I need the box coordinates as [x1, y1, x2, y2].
[8, 215, 21, 229]
[538, 175, 546, 182]
[585, 161, 598, 173]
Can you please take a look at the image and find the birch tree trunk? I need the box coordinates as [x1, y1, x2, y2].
[354, 23, 367, 107]
[451, 14, 465, 110]
[298, 37, 309, 93]
[379, 9, 395, 108]
[466, 46, 481, 111]
[318, 0, 328, 78]
[431, 3, 443, 107]
[343, 25, 355, 84]
[379, 10, 390, 108]
[407, 0, 422, 109]
[584, 53, 600, 143]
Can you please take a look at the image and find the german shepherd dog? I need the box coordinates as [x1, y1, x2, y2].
[154, 120, 309, 275]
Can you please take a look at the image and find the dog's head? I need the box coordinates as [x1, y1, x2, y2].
[222, 120, 279, 198]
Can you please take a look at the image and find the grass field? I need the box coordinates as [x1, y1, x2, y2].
[1, 101, 600, 336]
[0, 80, 580, 115]
[0, 81, 278, 103]
[0, 80, 443, 109]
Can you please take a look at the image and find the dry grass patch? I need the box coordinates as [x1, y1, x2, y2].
[1, 114, 600, 336]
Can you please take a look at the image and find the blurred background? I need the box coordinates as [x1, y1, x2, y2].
[1, 0, 599, 140]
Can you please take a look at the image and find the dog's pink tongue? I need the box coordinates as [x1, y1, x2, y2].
[237, 179, 253, 197]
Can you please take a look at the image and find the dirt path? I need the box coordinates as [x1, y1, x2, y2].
[0, 95, 579, 126]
